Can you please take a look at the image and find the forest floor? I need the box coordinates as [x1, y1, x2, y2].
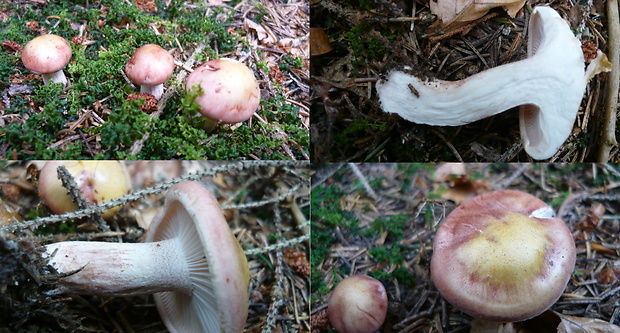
[0, 160, 310, 332]
[310, 0, 618, 162]
[0, 0, 309, 160]
[311, 163, 620, 332]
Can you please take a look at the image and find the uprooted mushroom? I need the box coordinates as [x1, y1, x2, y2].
[376, 6, 612, 160]
[43, 181, 250, 333]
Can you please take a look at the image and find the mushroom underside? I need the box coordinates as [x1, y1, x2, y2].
[376, 6, 596, 160]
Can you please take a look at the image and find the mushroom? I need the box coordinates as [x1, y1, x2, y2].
[327, 274, 388, 333]
[38, 161, 131, 220]
[125, 44, 175, 99]
[431, 190, 576, 329]
[376, 6, 611, 160]
[43, 181, 250, 333]
[21, 34, 72, 86]
[185, 58, 261, 131]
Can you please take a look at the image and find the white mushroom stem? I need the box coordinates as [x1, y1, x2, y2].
[45, 239, 193, 296]
[41, 70, 68, 86]
[377, 6, 611, 160]
[378, 58, 570, 126]
[140, 83, 165, 100]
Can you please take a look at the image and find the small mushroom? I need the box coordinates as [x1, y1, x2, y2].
[125, 44, 175, 99]
[38, 161, 131, 220]
[185, 58, 260, 131]
[44, 181, 250, 333]
[21, 34, 72, 86]
[376, 6, 611, 160]
[431, 190, 576, 328]
[327, 274, 388, 333]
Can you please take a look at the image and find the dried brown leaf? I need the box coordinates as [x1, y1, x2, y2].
[575, 203, 605, 232]
[595, 266, 620, 285]
[1, 184, 21, 203]
[430, 0, 526, 27]
[310, 27, 332, 56]
[434, 162, 467, 182]
[556, 312, 620, 332]
[0, 198, 21, 226]
[435, 163, 490, 205]
[244, 19, 276, 45]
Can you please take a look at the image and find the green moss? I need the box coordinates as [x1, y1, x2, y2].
[0, 0, 307, 159]
[347, 24, 385, 65]
[310, 183, 361, 304]
[423, 204, 437, 226]
[368, 214, 408, 241]
[34, 221, 78, 235]
[1, 84, 83, 159]
[334, 119, 387, 146]
[549, 191, 569, 209]
[370, 266, 416, 289]
[368, 245, 405, 264]
[97, 99, 152, 159]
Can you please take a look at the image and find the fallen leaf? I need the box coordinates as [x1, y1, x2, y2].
[244, 19, 276, 45]
[430, 0, 526, 27]
[277, 36, 308, 58]
[595, 266, 620, 285]
[434, 162, 466, 182]
[310, 27, 332, 56]
[434, 163, 490, 204]
[555, 312, 620, 332]
[575, 203, 605, 232]
[0, 198, 22, 226]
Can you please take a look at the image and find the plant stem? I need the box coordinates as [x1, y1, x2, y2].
[597, 0, 620, 162]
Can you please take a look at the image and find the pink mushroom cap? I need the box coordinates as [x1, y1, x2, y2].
[21, 34, 72, 85]
[125, 44, 175, 99]
[185, 58, 260, 124]
[431, 190, 576, 322]
[327, 274, 388, 333]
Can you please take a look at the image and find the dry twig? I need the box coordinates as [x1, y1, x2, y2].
[597, 0, 620, 161]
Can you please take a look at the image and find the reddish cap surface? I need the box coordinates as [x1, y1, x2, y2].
[21, 34, 72, 74]
[327, 274, 388, 333]
[431, 190, 576, 322]
[125, 44, 175, 85]
[185, 58, 260, 123]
